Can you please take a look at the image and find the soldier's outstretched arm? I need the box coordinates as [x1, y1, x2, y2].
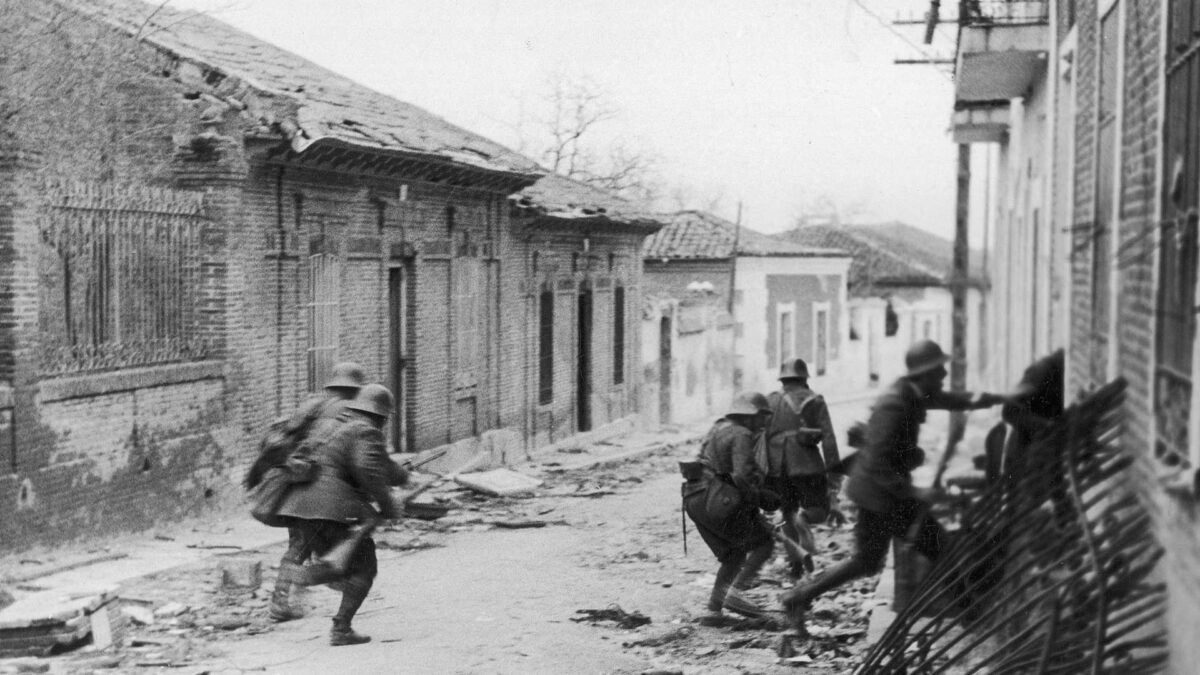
[349, 426, 401, 519]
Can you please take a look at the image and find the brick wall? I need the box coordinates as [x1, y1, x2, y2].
[514, 227, 645, 447]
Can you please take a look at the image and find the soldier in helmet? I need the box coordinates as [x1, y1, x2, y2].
[780, 340, 1005, 626]
[763, 357, 841, 578]
[248, 362, 369, 624]
[682, 392, 780, 618]
[274, 383, 408, 646]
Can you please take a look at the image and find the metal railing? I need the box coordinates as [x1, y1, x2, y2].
[857, 379, 1168, 674]
[963, 0, 1050, 26]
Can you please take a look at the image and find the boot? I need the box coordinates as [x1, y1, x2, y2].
[732, 542, 774, 591]
[330, 621, 371, 646]
[706, 556, 743, 613]
[268, 561, 304, 623]
[722, 588, 765, 618]
[329, 580, 372, 646]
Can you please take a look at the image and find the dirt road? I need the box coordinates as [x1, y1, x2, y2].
[87, 441, 871, 675]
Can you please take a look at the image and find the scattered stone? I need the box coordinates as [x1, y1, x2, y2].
[640, 670, 683, 675]
[206, 616, 249, 631]
[694, 646, 716, 656]
[454, 469, 543, 497]
[153, 603, 189, 619]
[0, 658, 49, 673]
[218, 560, 262, 590]
[0, 591, 12, 614]
[571, 606, 651, 629]
[0, 586, 120, 656]
[622, 626, 693, 648]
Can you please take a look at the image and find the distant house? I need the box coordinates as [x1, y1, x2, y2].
[778, 222, 988, 390]
[643, 211, 852, 422]
[0, 0, 661, 547]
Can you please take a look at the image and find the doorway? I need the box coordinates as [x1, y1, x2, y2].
[659, 314, 672, 424]
[388, 266, 410, 454]
[577, 285, 593, 432]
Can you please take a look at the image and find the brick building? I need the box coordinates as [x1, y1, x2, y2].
[780, 222, 988, 390]
[509, 173, 662, 449]
[0, 0, 659, 548]
[946, 0, 1200, 669]
[643, 211, 852, 417]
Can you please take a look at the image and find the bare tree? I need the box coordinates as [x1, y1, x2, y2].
[507, 72, 661, 205]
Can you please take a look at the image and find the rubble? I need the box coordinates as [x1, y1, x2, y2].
[571, 605, 652, 629]
[0, 586, 123, 657]
[454, 468, 544, 496]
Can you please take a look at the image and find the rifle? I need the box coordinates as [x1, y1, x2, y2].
[401, 449, 448, 472]
[306, 480, 441, 584]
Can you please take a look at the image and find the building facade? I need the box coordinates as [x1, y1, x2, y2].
[0, 0, 658, 548]
[948, 0, 1200, 669]
[643, 211, 852, 422]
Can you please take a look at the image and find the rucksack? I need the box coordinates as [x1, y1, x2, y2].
[243, 398, 330, 489]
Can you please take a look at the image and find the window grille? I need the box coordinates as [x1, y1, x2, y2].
[37, 182, 210, 376]
[306, 250, 340, 392]
[1091, 6, 1120, 381]
[1155, 0, 1200, 466]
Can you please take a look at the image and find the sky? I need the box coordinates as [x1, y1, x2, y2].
[168, 0, 984, 241]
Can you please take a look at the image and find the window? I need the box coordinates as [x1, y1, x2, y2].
[814, 304, 829, 376]
[1156, 0, 1200, 467]
[613, 285, 626, 385]
[1091, 5, 1119, 381]
[884, 301, 899, 337]
[307, 249, 340, 392]
[538, 288, 554, 405]
[849, 308, 861, 341]
[453, 231, 482, 389]
[36, 183, 210, 377]
[777, 303, 795, 367]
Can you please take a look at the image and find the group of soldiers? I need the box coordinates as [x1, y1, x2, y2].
[245, 362, 409, 647]
[682, 339, 1014, 627]
[242, 340, 1064, 647]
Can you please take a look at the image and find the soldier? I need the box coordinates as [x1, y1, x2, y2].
[274, 383, 408, 646]
[763, 357, 841, 578]
[779, 340, 1005, 626]
[246, 361, 369, 624]
[682, 392, 780, 618]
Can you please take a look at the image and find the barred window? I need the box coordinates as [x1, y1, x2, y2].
[1155, 0, 1200, 466]
[37, 183, 209, 376]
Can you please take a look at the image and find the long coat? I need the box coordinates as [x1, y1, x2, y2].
[275, 411, 400, 524]
[846, 377, 981, 513]
[764, 386, 840, 477]
[684, 419, 773, 562]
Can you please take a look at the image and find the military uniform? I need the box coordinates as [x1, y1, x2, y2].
[682, 394, 777, 617]
[763, 385, 840, 519]
[276, 407, 400, 644]
[781, 340, 1002, 621]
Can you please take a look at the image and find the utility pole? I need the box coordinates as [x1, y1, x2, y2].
[951, 144, 970, 395]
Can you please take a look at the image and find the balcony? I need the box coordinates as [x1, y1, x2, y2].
[950, 104, 1010, 143]
[954, 0, 1050, 106]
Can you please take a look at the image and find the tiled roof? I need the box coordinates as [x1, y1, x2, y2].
[511, 173, 662, 232]
[779, 222, 985, 296]
[644, 211, 845, 260]
[74, 0, 541, 182]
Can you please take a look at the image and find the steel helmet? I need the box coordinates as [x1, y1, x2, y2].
[778, 357, 809, 381]
[325, 361, 367, 390]
[728, 392, 771, 417]
[346, 383, 394, 418]
[905, 340, 950, 376]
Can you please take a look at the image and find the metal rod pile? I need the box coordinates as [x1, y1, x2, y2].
[857, 379, 1168, 674]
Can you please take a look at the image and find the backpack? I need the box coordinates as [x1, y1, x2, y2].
[243, 398, 330, 489]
